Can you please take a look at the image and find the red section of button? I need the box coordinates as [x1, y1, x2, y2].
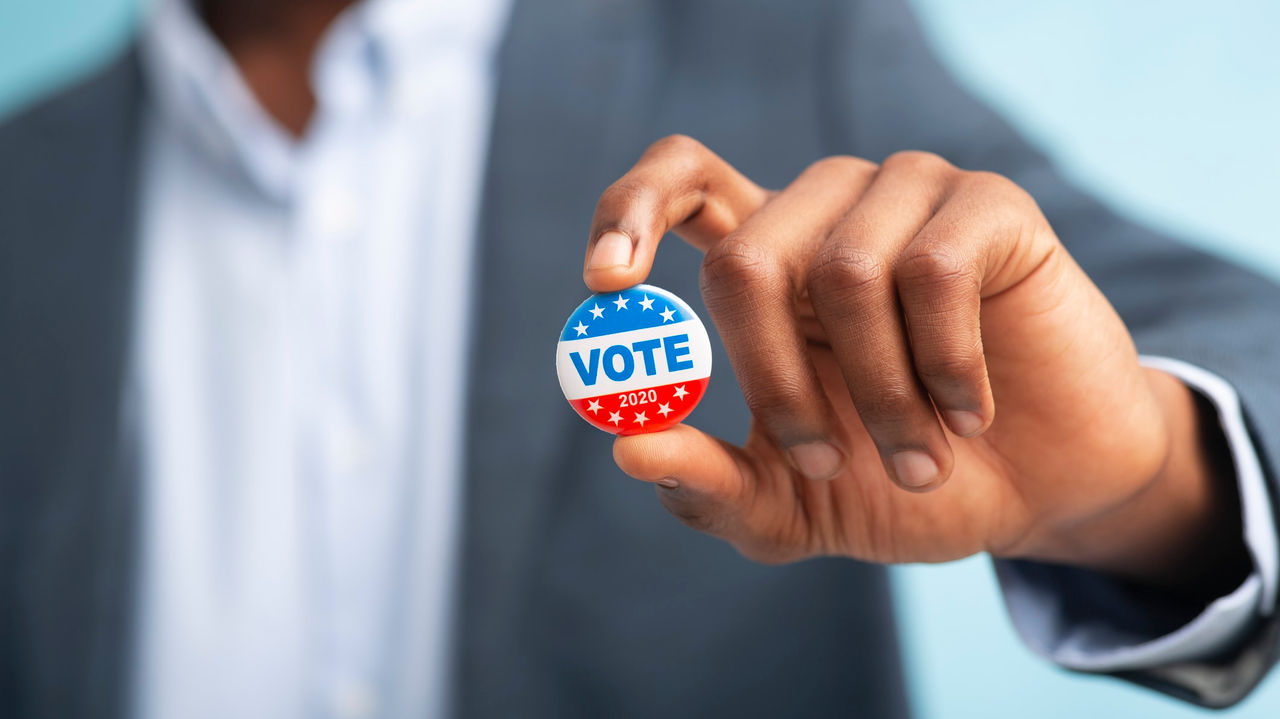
[568, 377, 710, 435]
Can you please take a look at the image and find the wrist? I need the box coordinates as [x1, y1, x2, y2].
[1004, 368, 1249, 596]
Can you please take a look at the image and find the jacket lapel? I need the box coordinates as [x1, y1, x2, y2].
[0, 52, 144, 719]
[455, 0, 662, 711]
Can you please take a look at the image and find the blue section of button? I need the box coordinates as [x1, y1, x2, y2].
[559, 284, 696, 342]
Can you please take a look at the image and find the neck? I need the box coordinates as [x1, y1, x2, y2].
[201, 0, 356, 136]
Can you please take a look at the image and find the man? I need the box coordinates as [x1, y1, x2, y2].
[1, 0, 1278, 717]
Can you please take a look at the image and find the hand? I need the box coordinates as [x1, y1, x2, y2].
[583, 135, 1245, 587]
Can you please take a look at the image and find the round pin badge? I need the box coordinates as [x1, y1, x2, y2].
[556, 284, 712, 435]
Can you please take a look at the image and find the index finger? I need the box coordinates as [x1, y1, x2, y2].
[584, 134, 770, 293]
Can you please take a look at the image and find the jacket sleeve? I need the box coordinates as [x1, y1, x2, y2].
[820, 0, 1280, 707]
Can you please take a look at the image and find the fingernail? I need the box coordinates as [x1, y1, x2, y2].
[944, 410, 985, 437]
[589, 230, 634, 270]
[788, 442, 843, 480]
[656, 477, 680, 489]
[892, 450, 939, 489]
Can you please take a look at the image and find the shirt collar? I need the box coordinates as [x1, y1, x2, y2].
[141, 0, 299, 199]
[140, 0, 510, 200]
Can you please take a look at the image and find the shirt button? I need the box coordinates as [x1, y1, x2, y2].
[326, 410, 371, 475]
[331, 679, 378, 719]
[310, 186, 360, 239]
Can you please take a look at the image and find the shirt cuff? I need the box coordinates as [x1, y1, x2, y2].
[994, 355, 1278, 672]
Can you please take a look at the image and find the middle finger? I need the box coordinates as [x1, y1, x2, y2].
[700, 155, 878, 480]
[806, 151, 958, 492]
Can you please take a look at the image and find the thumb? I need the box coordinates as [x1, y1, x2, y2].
[613, 423, 752, 537]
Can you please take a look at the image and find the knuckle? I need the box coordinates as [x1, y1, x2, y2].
[807, 245, 888, 298]
[962, 169, 1019, 196]
[959, 171, 1043, 231]
[700, 238, 780, 296]
[962, 170, 1037, 212]
[803, 154, 877, 183]
[649, 133, 706, 159]
[882, 150, 953, 175]
[597, 178, 659, 214]
[857, 381, 920, 423]
[896, 246, 972, 288]
[917, 352, 985, 386]
[740, 376, 810, 424]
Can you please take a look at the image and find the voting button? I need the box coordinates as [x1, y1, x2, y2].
[556, 284, 712, 435]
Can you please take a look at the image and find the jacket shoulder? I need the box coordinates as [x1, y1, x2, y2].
[0, 46, 143, 174]
[0, 45, 143, 361]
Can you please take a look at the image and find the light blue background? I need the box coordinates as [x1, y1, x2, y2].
[902, 4, 1280, 718]
[1, 1, 1277, 717]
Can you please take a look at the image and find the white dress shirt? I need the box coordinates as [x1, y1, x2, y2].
[128, 1, 1276, 718]
[133, 1, 507, 718]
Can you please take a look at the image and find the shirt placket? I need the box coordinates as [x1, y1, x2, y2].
[292, 24, 394, 719]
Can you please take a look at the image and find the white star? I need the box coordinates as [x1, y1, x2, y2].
[633, 411, 649, 427]
[672, 385, 689, 400]
[589, 303, 605, 320]
[657, 402, 673, 418]
[608, 411, 623, 425]
[587, 399, 603, 414]
[573, 321, 589, 336]
[613, 295, 630, 311]
[639, 294, 655, 311]
[659, 306, 676, 323]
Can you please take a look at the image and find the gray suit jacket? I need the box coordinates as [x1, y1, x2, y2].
[2, 1, 1278, 717]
